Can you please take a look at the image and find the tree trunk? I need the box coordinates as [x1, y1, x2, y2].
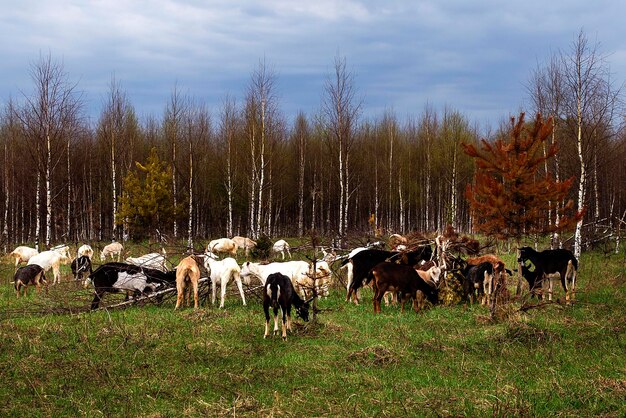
[297, 128, 305, 237]
[187, 136, 193, 251]
[111, 127, 117, 241]
[256, 99, 266, 238]
[45, 131, 52, 247]
[574, 88, 586, 259]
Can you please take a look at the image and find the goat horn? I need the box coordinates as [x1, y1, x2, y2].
[304, 296, 316, 304]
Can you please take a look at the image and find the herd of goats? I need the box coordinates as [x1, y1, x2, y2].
[8, 233, 579, 339]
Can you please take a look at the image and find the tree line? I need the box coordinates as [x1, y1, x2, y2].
[1, 31, 624, 253]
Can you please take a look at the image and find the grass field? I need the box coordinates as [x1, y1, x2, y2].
[0, 244, 624, 417]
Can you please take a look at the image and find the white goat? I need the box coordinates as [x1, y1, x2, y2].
[305, 260, 333, 298]
[207, 238, 238, 256]
[27, 250, 71, 285]
[100, 242, 123, 262]
[203, 252, 246, 308]
[9, 246, 39, 269]
[77, 244, 94, 259]
[240, 261, 309, 288]
[231, 236, 257, 257]
[272, 239, 291, 260]
[126, 252, 167, 272]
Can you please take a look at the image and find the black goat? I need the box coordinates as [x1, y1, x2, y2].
[71, 255, 93, 282]
[518, 247, 578, 304]
[263, 272, 310, 340]
[346, 245, 432, 304]
[462, 261, 494, 305]
[14, 264, 47, 297]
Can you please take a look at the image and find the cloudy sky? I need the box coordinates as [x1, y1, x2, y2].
[2, 0, 625, 129]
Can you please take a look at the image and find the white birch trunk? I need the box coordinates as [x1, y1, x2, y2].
[374, 161, 379, 231]
[255, 99, 266, 238]
[249, 124, 257, 238]
[187, 138, 194, 251]
[35, 170, 41, 250]
[338, 142, 345, 236]
[45, 132, 52, 246]
[450, 144, 458, 229]
[297, 130, 305, 237]
[343, 152, 350, 235]
[398, 174, 405, 232]
[2, 142, 9, 245]
[111, 127, 117, 240]
[67, 134, 71, 240]
[388, 125, 393, 232]
[226, 132, 233, 238]
[172, 140, 178, 239]
[574, 95, 586, 259]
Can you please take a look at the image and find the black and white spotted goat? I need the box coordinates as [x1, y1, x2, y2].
[84, 262, 176, 310]
[71, 255, 93, 283]
[263, 272, 311, 340]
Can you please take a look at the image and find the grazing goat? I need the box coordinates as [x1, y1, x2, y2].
[367, 262, 438, 314]
[77, 244, 94, 259]
[101, 242, 123, 262]
[27, 250, 70, 285]
[462, 262, 494, 305]
[9, 246, 39, 269]
[518, 247, 578, 304]
[14, 265, 47, 297]
[232, 236, 257, 257]
[71, 255, 93, 282]
[84, 262, 176, 310]
[207, 238, 238, 256]
[346, 246, 432, 304]
[272, 239, 291, 260]
[203, 252, 247, 308]
[263, 272, 310, 340]
[126, 252, 167, 272]
[175, 256, 202, 310]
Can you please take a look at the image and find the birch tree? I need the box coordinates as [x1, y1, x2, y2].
[292, 112, 310, 237]
[321, 56, 361, 236]
[164, 86, 187, 239]
[561, 30, 620, 258]
[243, 60, 280, 238]
[16, 53, 82, 246]
[97, 77, 135, 240]
[219, 96, 238, 238]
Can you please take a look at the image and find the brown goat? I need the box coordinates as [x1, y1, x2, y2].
[175, 256, 202, 309]
[368, 262, 438, 314]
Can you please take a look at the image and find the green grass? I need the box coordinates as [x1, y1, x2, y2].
[0, 247, 624, 417]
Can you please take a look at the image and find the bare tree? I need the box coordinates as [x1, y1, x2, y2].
[163, 85, 187, 239]
[16, 53, 83, 246]
[527, 54, 565, 248]
[561, 30, 621, 258]
[243, 59, 280, 238]
[292, 112, 310, 237]
[321, 55, 361, 236]
[97, 77, 135, 241]
[218, 96, 238, 238]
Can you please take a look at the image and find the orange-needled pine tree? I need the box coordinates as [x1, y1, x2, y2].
[462, 112, 582, 297]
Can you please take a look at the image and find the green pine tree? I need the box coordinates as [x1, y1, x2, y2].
[117, 148, 177, 239]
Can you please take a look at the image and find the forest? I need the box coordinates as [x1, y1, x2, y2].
[0, 31, 624, 253]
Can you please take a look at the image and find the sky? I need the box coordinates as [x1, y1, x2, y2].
[2, 0, 626, 131]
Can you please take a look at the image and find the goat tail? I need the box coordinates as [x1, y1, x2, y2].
[364, 269, 375, 286]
